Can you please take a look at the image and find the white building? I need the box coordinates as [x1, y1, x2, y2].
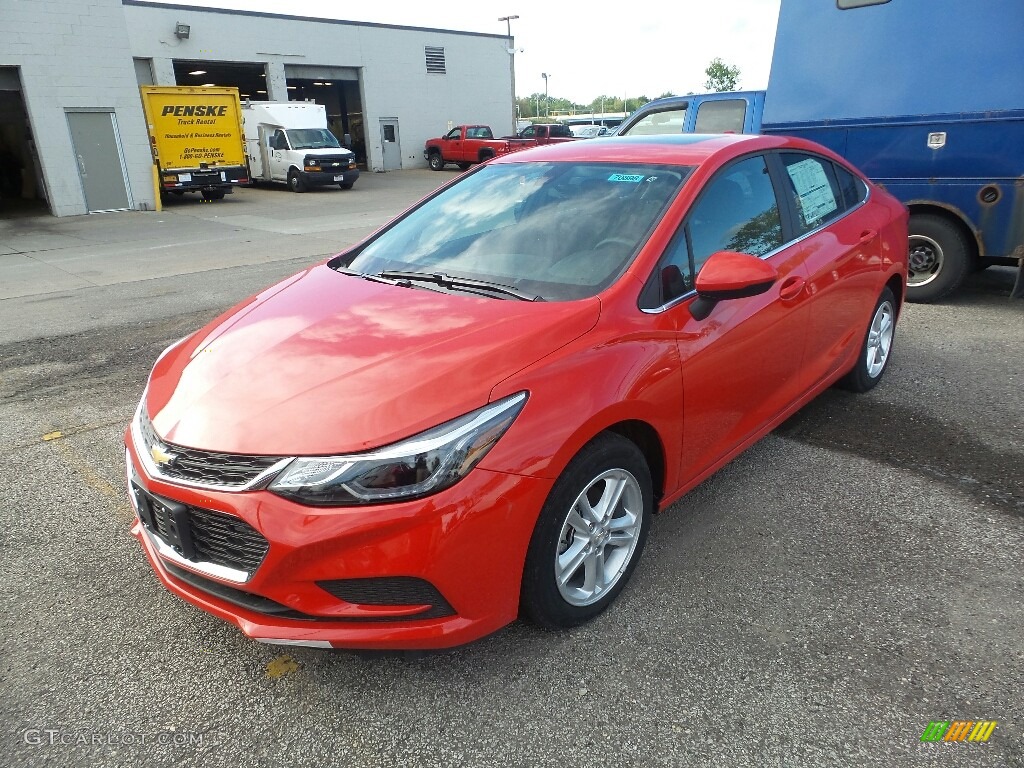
[0, 0, 514, 216]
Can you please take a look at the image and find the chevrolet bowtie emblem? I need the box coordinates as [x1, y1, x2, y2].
[150, 444, 177, 466]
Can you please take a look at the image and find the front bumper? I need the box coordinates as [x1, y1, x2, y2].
[301, 168, 360, 187]
[124, 432, 550, 649]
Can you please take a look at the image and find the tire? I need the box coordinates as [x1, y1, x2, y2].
[906, 214, 970, 303]
[338, 181, 354, 190]
[428, 153, 445, 171]
[839, 286, 897, 393]
[478, 151, 495, 164]
[456, 162, 471, 171]
[520, 432, 653, 629]
[287, 169, 307, 193]
[201, 189, 225, 201]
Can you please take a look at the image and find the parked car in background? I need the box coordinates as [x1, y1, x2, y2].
[570, 125, 609, 139]
[507, 123, 577, 146]
[126, 134, 907, 650]
[423, 125, 521, 171]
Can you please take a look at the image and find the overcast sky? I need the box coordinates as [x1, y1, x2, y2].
[145, 0, 783, 104]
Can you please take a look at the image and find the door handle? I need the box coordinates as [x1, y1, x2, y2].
[859, 229, 878, 245]
[778, 275, 805, 301]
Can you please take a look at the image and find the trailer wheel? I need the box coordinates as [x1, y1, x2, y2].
[428, 153, 445, 171]
[906, 214, 970, 303]
[288, 169, 307, 193]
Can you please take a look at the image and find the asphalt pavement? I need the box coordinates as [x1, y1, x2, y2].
[0, 173, 1021, 768]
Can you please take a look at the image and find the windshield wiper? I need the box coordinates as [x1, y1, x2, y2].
[335, 266, 412, 287]
[377, 271, 544, 302]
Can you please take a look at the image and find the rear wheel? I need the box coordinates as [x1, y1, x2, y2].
[906, 214, 970, 303]
[428, 153, 445, 171]
[478, 151, 495, 164]
[287, 169, 307, 192]
[456, 162, 471, 171]
[520, 433, 652, 629]
[840, 286, 896, 393]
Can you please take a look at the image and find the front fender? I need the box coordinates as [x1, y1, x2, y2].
[482, 321, 684, 496]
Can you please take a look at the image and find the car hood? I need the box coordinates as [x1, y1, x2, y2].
[299, 147, 354, 157]
[147, 265, 600, 456]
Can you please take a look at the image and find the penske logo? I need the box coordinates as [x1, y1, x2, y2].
[160, 105, 229, 117]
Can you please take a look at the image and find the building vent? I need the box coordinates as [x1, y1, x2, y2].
[425, 46, 446, 74]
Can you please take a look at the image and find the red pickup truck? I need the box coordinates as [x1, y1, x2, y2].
[423, 125, 521, 171]
[506, 123, 577, 145]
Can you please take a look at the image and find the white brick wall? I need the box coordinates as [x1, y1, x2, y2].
[0, 0, 157, 216]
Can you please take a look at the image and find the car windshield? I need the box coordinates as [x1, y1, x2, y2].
[342, 161, 691, 301]
[287, 128, 342, 150]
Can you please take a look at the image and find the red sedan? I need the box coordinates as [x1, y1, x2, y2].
[125, 134, 908, 649]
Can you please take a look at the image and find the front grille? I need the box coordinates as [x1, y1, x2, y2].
[135, 485, 269, 574]
[313, 155, 351, 170]
[189, 506, 269, 573]
[316, 577, 456, 619]
[138, 411, 286, 489]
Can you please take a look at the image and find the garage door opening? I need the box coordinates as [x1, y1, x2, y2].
[172, 60, 269, 101]
[0, 68, 48, 218]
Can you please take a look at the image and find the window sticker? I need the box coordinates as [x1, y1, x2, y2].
[607, 173, 645, 183]
[786, 158, 837, 224]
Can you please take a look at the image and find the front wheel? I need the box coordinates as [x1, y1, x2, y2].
[839, 286, 897, 393]
[906, 214, 970, 303]
[287, 169, 307, 192]
[428, 153, 445, 171]
[520, 433, 653, 629]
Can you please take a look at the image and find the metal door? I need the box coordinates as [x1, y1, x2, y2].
[379, 118, 401, 171]
[66, 111, 132, 212]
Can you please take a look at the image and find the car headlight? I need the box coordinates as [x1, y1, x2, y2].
[268, 392, 528, 506]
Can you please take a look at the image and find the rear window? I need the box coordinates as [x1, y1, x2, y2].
[693, 99, 747, 134]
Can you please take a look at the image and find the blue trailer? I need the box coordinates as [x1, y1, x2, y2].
[616, 0, 1024, 301]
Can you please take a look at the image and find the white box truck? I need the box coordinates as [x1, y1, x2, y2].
[242, 101, 359, 192]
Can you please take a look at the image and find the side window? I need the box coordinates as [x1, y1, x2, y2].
[479, 127, 493, 139]
[780, 153, 844, 234]
[834, 163, 867, 209]
[688, 155, 783, 271]
[623, 107, 687, 136]
[272, 130, 288, 150]
[639, 155, 782, 310]
[520, 126, 535, 138]
[693, 99, 747, 133]
[445, 128, 461, 140]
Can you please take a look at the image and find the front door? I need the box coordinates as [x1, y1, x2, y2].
[66, 111, 132, 212]
[640, 153, 812, 484]
[268, 128, 290, 182]
[380, 118, 401, 171]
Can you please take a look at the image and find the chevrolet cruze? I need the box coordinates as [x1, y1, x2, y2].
[126, 134, 908, 649]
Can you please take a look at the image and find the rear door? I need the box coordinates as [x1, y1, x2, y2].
[774, 152, 881, 384]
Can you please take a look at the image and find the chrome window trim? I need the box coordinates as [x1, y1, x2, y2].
[639, 180, 871, 315]
[130, 396, 294, 493]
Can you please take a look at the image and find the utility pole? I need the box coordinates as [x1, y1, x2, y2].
[498, 15, 519, 135]
[542, 72, 550, 117]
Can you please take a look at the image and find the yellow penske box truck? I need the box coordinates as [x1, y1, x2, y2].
[139, 86, 248, 201]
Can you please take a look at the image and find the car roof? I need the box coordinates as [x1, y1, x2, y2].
[492, 133, 775, 168]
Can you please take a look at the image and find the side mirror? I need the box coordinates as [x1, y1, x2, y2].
[689, 250, 778, 320]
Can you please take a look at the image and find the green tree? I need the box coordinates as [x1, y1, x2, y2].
[704, 58, 741, 92]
